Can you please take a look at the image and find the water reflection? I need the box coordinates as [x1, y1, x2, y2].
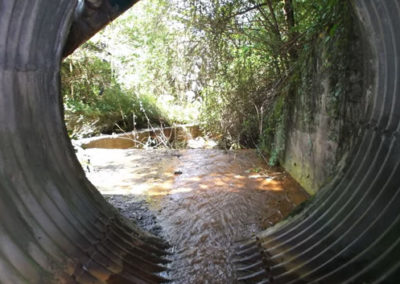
[82, 148, 308, 283]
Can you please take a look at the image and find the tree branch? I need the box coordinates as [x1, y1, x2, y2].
[227, 3, 268, 19]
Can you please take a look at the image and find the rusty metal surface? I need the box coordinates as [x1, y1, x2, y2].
[0, 1, 167, 283]
[235, 1, 400, 283]
[1, 0, 400, 283]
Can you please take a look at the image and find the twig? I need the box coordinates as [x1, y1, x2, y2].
[113, 122, 147, 147]
[141, 106, 171, 148]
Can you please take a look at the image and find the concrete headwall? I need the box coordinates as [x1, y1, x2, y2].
[281, 9, 374, 195]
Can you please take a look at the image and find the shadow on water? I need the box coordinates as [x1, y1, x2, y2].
[82, 148, 308, 283]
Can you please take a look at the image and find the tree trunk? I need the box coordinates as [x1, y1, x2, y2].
[284, 0, 298, 61]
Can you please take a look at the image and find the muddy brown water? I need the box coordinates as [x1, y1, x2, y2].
[82, 148, 308, 283]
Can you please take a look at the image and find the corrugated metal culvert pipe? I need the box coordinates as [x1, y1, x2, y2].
[0, 0, 168, 283]
[0, 0, 399, 283]
[235, 1, 400, 283]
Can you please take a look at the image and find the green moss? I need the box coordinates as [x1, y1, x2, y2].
[324, 4, 353, 120]
[283, 158, 317, 195]
[259, 95, 288, 166]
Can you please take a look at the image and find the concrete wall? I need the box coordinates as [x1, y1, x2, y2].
[281, 12, 374, 195]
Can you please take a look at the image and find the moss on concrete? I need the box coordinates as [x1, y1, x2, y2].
[260, 1, 366, 195]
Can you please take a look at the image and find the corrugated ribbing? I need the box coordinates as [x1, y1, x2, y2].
[0, 1, 168, 283]
[234, 1, 400, 283]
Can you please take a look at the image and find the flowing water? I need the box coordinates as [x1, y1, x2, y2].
[82, 148, 308, 283]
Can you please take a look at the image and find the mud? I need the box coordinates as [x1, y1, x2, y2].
[80, 148, 308, 283]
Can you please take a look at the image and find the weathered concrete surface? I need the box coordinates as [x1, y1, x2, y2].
[282, 8, 371, 195]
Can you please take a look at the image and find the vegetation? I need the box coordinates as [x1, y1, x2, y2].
[62, 0, 200, 138]
[180, 0, 353, 162]
[62, 45, 166, 138]
[62, 0, 352, 162]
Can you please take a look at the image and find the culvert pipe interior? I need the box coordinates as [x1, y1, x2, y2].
[0, 0, 399, 283]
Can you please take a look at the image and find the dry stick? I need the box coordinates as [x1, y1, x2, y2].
[141, 108, 171, 149]
[225, 2, 269, 20]
[132, 113, 137, 133]
[159, 121, 174, 147]
[113, 122, 147, 147]
[130, 113, 144, 146]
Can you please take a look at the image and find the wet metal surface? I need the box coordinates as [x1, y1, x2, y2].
[83, 148, 308, 283]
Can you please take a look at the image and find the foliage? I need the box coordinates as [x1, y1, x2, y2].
[62, 0, 353, 160]
[61, 43, 166, 138]
[177, 0, 298, 147]
[62, 0, 200, 138]
[88, 0, 203, 122]
[179, 0, 352, 162]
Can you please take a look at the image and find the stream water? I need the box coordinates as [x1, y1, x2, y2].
[81, 148, 308, 283]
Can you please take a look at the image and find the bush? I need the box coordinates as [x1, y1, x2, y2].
[61, 46, 167, 138]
